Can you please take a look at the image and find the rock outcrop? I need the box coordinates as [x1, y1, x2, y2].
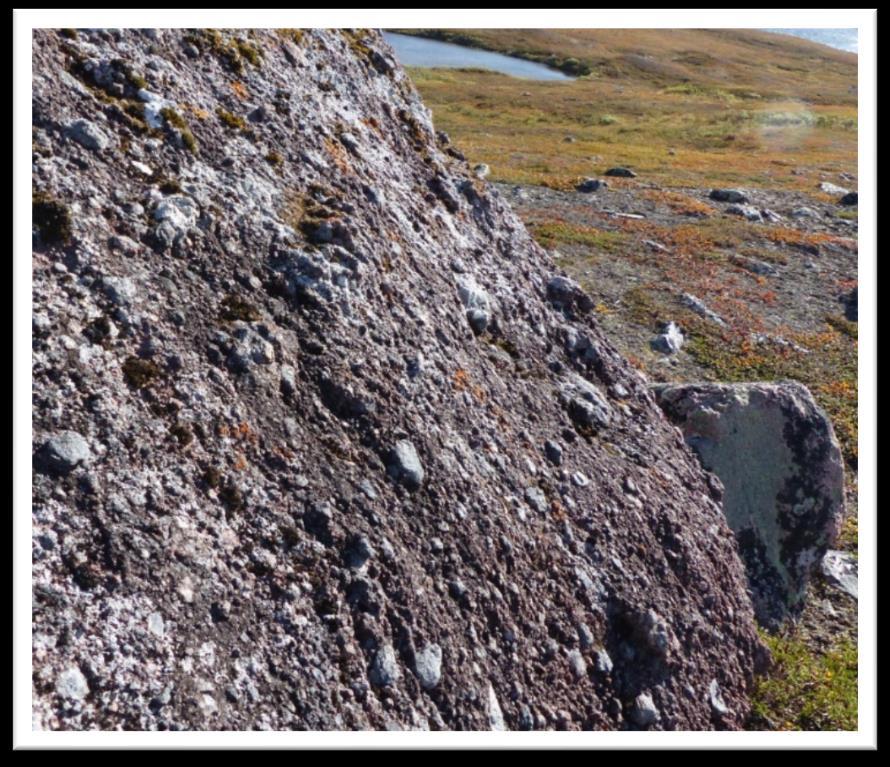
[652, 382, 845, 629]
[32, 28, 764, 731]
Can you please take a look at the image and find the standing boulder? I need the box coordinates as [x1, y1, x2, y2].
[652, 382, 845, 628]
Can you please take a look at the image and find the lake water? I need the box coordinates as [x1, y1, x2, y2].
[383, 30, 858, 83]
[381, 32, 574, 81]
[762, 28, 858, 54]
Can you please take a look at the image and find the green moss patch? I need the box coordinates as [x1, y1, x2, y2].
[749, 630, 857, 730]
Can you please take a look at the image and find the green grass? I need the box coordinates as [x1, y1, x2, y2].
[749, 630, 857, 730]
[685, 319, 858, 472]
[527, 219, 628, 252]
[837, 514, 858, 554]
[615, 281, 858, 472]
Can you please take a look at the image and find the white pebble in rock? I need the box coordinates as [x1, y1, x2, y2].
[56, 667, 89, 701]
[630, 692, 660, 727]
[41, 431, 91, 475]
[567, 649, 587, 679]
[708, 679, 731, 716]
[487, 683, 507, 730]
[414, 643, 443, 690]
[369, 645, 400, 688]
[594, 648, 614, 674]
[388, 440, 424, 490]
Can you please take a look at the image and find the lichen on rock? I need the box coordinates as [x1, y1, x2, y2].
[652, 381, 846, 629]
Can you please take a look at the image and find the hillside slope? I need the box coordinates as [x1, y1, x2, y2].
[394, 28, 857, 102]
[32, 28, 764, 731]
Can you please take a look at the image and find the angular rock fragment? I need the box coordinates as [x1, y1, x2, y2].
[821, 550, 857, 599]
[56, 667, 89, 701]
[387, 440, 424, 490]
[681, 293, 727, 327]
[546, 274, 594, 315]
[487, 683, 507, 730]
[456, 274, 492, 335]
[708, 679, 731, 718]
[561, 374, 613, 432]
[413, 643, 443, 690]
[651, 321, 684, 354]
[369, 645, 400, 688]
[819, 182, 849, 196]
[730, 254, 778, 277]
[725, 203, 763, 222]
[630, 692, 660, 727]
[66, 119, 111, 151]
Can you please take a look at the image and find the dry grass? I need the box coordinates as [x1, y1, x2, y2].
[404, 29, 856, 193]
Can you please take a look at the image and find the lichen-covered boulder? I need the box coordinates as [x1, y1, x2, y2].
[652, 382, 845, 628]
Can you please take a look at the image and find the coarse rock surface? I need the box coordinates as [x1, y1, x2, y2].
[32, 28, 764, 731]
[652, 382, 845, 629]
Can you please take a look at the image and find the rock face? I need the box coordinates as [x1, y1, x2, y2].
[652, 382, 845, 629]
[31, 29, 764, 731]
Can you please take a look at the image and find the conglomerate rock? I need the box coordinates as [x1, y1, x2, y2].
[31, 28, 765, 731]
